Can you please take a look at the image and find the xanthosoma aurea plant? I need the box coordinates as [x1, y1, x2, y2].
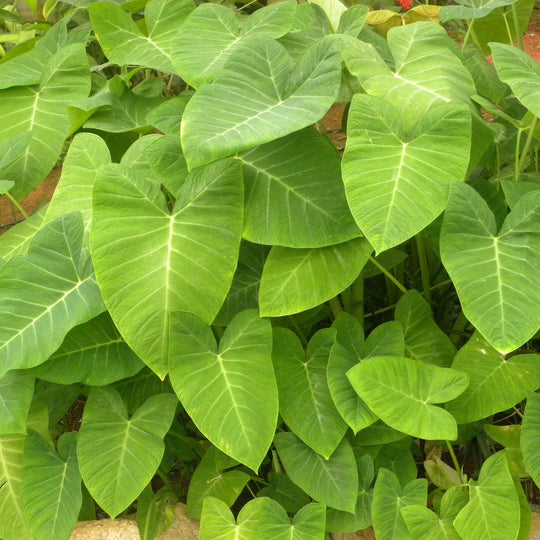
[0, 0, 539, 538]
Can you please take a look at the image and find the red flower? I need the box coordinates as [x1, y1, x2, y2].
[398, 0, 413, 10]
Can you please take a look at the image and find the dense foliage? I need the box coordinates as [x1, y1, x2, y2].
[0, 0, 540, 538]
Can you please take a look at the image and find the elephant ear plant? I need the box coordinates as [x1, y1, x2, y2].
[0, 0, 540, 538]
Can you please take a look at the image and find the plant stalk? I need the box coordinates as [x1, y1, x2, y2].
[369, 256, 407, 294]
[415, 234, 431, 303]
[6, 193, 29, 220]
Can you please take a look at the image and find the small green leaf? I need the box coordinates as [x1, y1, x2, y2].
[454, 452, 520, 540]
[274, 432, 358, 513]
[347, 356, 468, 440]
[395, 290, 456, 367]
[78, 388, 178, 518]
[186, 446, 250, 521]
[371, 468, 427, 540]
[89, 0, 194, 73]
[273, 328, 348, 458]
[200, 497, 326, 540]
[491, 41, 540, 118]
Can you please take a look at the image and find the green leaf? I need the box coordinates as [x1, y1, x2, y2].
[259, 238, 372, 317]
[186, 445, 250, 521]
[441, 184, 540, 353]
[440, 0, 516, 22]
[326, 454, 374, 533]
[181, 35, 342, 169]
[401, 505, 462, 539]
[347, 356, 469, 440]
[214, 242, 269, 326]
[44, 132, 111, 234]
[0, 132, 32, 172]
[375, 439, 417, 486]
[395, 290, 456, 367]
[364, 321, 404, 358]
[371, 468, 427, 540]
[0, 371, 34, 435]
[0, 207, 47, 261]
[76, 76, 165, 133]
[78, 388, 177, 518]
[30, 312, 144, 386]
[343, 95, 471, 253]
[92, 159, 243, 377]
[239, 127, 359, 248]
[0, 213, 105, 377]
[490, 43, 540, 118]
[342, 22, 475, 120]
[169, 310, 277, 471]
[89, 0, 194, 73]
[454, 452, 520, 540]
[273, 328, 347, 458]
[172, 2, 297, 88]
[21, 431, 81, 540]
[146, 94, 191, 135]
[521, 393, 540, 488]
[200, 497, 326, 540]
[0, 43, 90, 198]
[327, 313, 378, 434]
[274, 432, 358, 513]
[257, 473, 311, 514]
[0, 435, 31, 540]
[446, 332, 540, 423]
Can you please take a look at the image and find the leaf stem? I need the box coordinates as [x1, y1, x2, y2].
[328, 296, 343, 318]
[368, 256, 407, 294]
[415, 234, 431, 303]
[511, 3, 523, 50]
[351, 274, 364, 329]
[445, 440, 466, 486]
[517, 116, 538, 173]
[5, 193, 29, 220]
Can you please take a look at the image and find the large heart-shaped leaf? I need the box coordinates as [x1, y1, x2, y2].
[259, 238, 372, 317]
[0, 372, 34, 435]
[200, 497, 326, 540]
[172, 2, 297, 87]
[0, 213, 105, 378]
[274, 432, 358, 513]
[401, 505, 462, 539]
[371, 468, 427, 540]
[91, 159, 243, 377]
[186, 446, 250, 520]
[441, 183, 540, 353]
[273, 328, 348, 457]
[490, 42, 540, 118]
[342, 95, 471, 253]
[21, 431, 81, 540]
[181, 35, 342, 169]
[0, 435, 31, 540]
[454, 452, 520, 540]
[30, 312, 143, 386]
[78, 388, 177, 518]
[445, 332, 540, 423]
[395, 290, 456, 367]
[89, 0, 194, 73]
[0, 207, 47, 261]
[0, 44, 90, 198]
[347, 356, 469, 440]
[238, 127, 359, 248]
[169, 310, 277, 471]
